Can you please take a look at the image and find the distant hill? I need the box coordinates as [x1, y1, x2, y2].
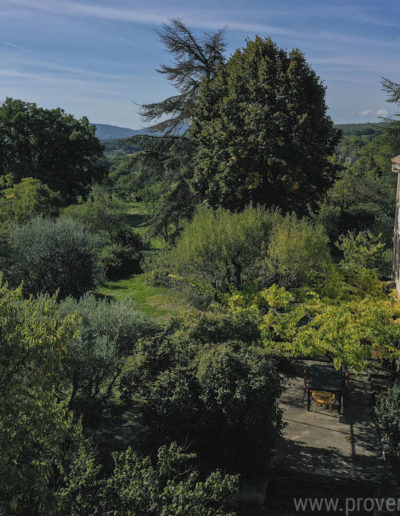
[334, 122, 388, 137]
[92, 123, 189, 140]
[93, 121, 389, 142]
[91, 123, 152, 140]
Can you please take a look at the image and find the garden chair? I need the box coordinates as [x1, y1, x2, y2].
[312, 390, 334, 418]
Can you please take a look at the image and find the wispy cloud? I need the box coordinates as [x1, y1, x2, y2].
[4, 0, 396, 49]
[310, 55, 400, 75]
[359, 109, 374, 117]
[359, 108, 389, 118]
[4, 0, 182, 24]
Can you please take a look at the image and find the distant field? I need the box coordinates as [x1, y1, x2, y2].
[99, 274, 190, 321]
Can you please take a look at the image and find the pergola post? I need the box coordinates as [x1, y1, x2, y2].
[392, 156, 400, 294]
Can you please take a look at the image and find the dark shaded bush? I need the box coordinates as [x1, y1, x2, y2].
[10, 217, 101, 299]
[120, 325, 282, 476]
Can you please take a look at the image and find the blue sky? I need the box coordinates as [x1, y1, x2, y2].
[1, 0, 399, 128]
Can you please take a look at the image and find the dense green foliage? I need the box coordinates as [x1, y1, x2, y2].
[62, 190, 128, 239]
[9, 217, 101, 298]
[375, 383, 400, 462]
[225, 275, 400, 371]
[129, 135, 197, 242]
[261, 214, 331, 288]
[63, 191, 149, 279]
[60, 443, 238, 516]
[0, 282, 82, 513]
[336, 231, 391, 278]
[60, 294, 158, 409]
[0, 283, 238, 515]
[3, 21, 400, 514]
[318, 133, 397, 246]
[0, 177, 61, 225]
[154, 206, 330, 301]
[107, 153, 138, 200]
[190, 37, 340, 213]
[0, 98, 105, 204]
[120, 315, 282, 475]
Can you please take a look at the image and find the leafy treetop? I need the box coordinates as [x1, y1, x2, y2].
[190, 37, 341, 214]
[0, 98, 105, 204]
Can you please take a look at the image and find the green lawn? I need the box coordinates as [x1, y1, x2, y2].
[99, 274, 190, 321]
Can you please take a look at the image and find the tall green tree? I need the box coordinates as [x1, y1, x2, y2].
[0, 98, 105, 204]
[190, 37, 341, 214]
[128, 19, 227, 241]
[140, 18, 226, 134]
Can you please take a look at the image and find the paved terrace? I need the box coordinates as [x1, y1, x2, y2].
[238, 360, 390, 514]
[275, 359, 384, 483]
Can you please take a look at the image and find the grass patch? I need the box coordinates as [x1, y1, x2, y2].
[100, 202, 184, 320]
[99, 273, 190, 321]
[126, 201, 165, 249]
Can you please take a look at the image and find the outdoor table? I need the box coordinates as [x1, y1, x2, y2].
[307, 364, 345, 414]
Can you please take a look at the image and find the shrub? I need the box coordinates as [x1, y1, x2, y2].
[154, 206, 331, 300]
[63, 192, 148, 280]
[172, 309, 261, 346]
[62, 191, 127, 240]
[375, 383, 400, 461]
[10, 217, 101, 298]
[100, 227, 148, 280]
[153, 205, 281, 300]
[260, 213, 331, 288]
[336, 231, 391, 279]
[120, 329, 282, 476]
[60, 443, 239, 516]
[60, 294, 158, 409]
[0, 281, 86, 514]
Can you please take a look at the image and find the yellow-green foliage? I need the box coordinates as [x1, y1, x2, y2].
[227, 273, 400, 371]
[62, 190, 128, 240]
[261, 213, 331, 287]
[0, 177, 61, 224]
[336, 230, 391, 278]
[156, 206, 330, 300]
[0, 280, 83, 513]
[157, 205, 279, 296]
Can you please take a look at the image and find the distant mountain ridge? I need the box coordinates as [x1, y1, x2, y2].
[93, 121, 388, 141]
[91, 123, 153, 140]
